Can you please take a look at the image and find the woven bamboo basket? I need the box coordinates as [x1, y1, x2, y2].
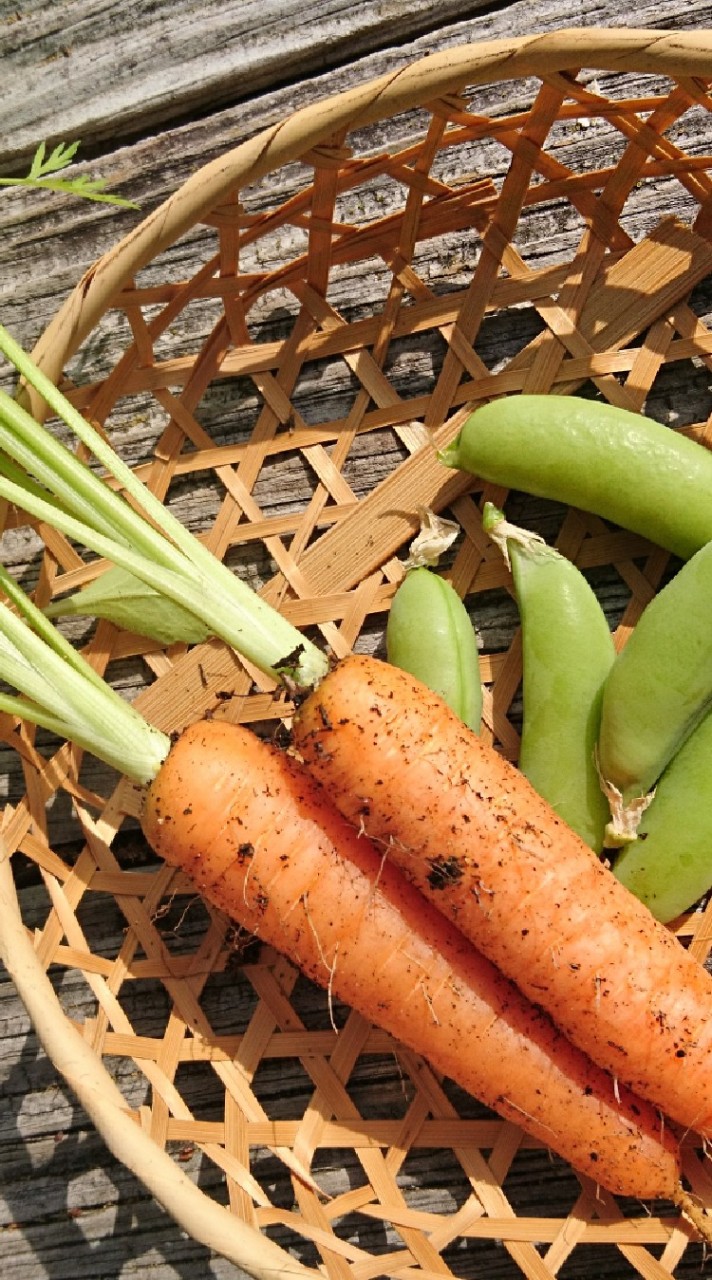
[4, 25, 712, 1280]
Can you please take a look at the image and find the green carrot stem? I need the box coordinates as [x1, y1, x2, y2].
[0, 563, 109, 691]
[0, 565, 169, 783]
[0, 468, 309, 679]
[0, 386, 196, 566]
[0, 325, 328, 686]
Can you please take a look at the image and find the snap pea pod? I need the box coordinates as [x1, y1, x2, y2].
[612, 706, 712, 923]
[484, 503, 615, 851]
[386, 566, 483, 732]
[598, 534, 712, 843]
[441, 395, 712, 560]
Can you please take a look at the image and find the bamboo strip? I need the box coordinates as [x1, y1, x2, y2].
[6, 31, 712, 1280]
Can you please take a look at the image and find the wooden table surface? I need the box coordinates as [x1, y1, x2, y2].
[4, 3, 712, 1277]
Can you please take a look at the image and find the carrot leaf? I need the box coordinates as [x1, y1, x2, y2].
[0, 140, 139, 208]
[44, 565, 214, 645]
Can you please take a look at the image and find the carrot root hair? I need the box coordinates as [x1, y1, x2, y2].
[674, 1189, 712, 1245]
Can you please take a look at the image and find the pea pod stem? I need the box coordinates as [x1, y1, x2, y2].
[598, 778, 656, 848]
[483, 506, 547, 569]
[611, 706, 712, 922]
[598, 534, 712, 844]
[402, 506, 460, 569]
[483, 503, 615, 851]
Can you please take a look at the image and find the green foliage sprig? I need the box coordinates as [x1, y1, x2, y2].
[0, 140, 138, 208]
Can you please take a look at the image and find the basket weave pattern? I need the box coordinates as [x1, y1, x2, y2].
[5, 31, 712, 1278]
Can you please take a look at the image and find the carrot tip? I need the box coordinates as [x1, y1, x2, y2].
[674, 1188, 712, 1244]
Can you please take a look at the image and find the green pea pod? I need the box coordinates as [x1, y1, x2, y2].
[386, 566, 483, 732]
[484, 503, 615, 852]
[598, 536, 712, 844]
[441, 396, 712, 560]
[612, 707, 712, 923]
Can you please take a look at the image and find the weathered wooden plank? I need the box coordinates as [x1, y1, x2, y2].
[4, 0, 712, 179]
[4, 0, 712, 349]
[3, 1, 712, 825]
[0, 0, 497, 171]
[3, 4, 712, 1279]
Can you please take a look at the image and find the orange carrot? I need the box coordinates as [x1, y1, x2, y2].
[141, 717, 681, 1202]
[0, 539, 691, 1209]
[292, 654, 712, 1140]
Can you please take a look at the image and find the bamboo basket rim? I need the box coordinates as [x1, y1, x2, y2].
[29, 26, 712, 399]
[5, 24, 712, 1280]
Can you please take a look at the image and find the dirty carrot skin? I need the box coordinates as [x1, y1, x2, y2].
[141, 717, 681, 1201]
[2, 574, 682, 1206]
[293, 654, 712, 1139]
[0, 342, 700, 1219]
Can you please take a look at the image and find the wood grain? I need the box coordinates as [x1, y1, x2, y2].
[4, 3, 712, 1277]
